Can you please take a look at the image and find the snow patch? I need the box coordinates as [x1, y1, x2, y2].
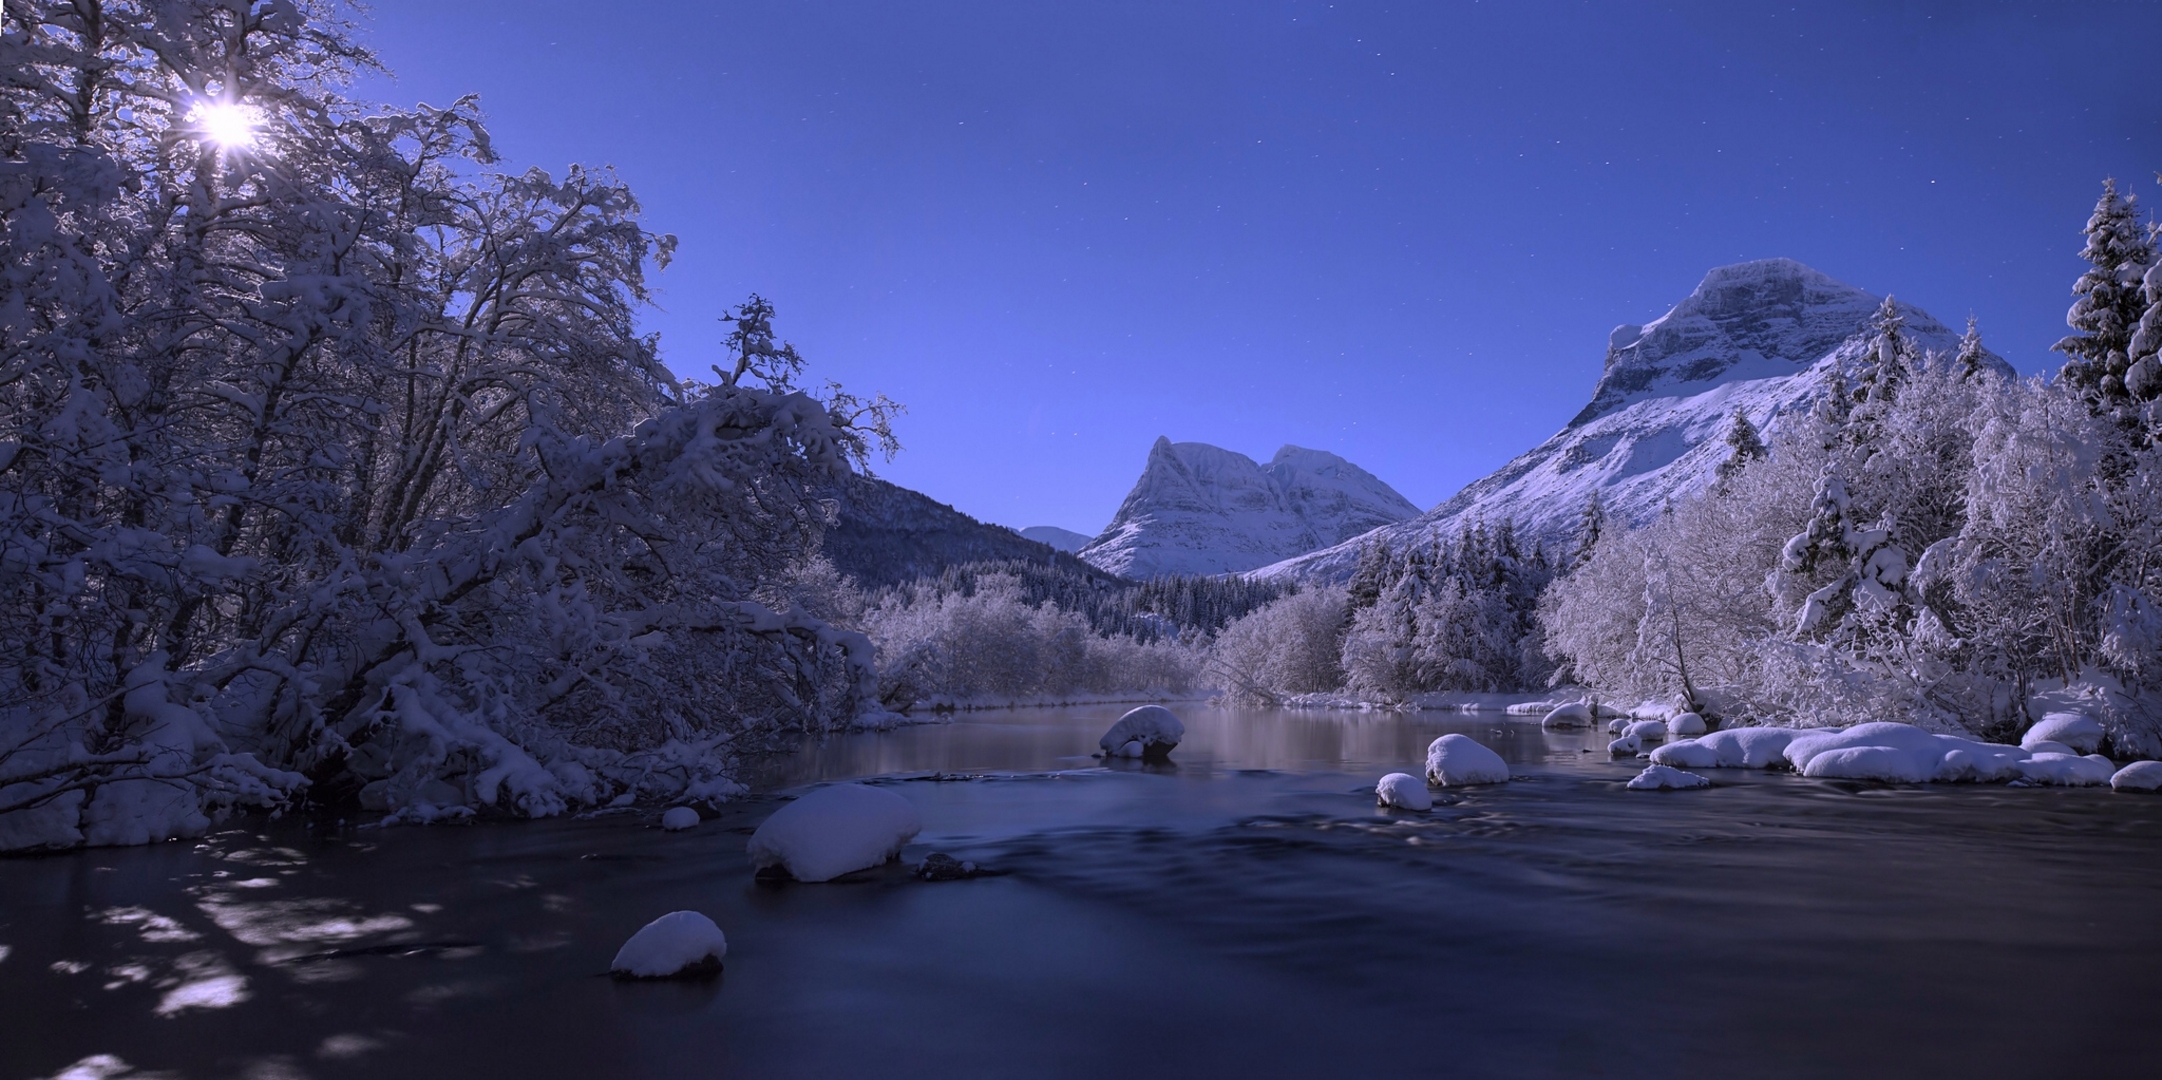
[2110, 760, 2162, 792]
[2023, 712, 2105, 754]
[1424, 734, 1509, 786]
[746, 784, 922, 883]
[610, 911, 727, 978]
[1375, 772, 1433, 810]
[1627, 764, 1711, 790]
[1541, 702, 1595, 729]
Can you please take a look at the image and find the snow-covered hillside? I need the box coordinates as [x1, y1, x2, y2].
[1255, 259, 2004, 582]
[1079, 440, 1419, 577]
[1019, 526, 1092, 553]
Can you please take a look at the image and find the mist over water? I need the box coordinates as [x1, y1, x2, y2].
[7, 708, 2161, 1079]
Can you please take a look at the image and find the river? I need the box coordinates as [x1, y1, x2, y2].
[4, 706, 2160, 1078]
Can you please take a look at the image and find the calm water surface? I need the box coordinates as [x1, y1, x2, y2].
[5, 706, 2161, 1079]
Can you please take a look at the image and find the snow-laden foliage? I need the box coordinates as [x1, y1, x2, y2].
[1, 1, 889, 849]
[1339, 522, 1557, 701]
[1208, 585, 1350, 704]
[860, 572, 1202, 706]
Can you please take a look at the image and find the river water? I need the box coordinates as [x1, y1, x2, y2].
[4, 706, 2161, 1079]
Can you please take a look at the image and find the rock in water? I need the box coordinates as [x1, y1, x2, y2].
[747, 784, 923, 883]
[1627, 764, 1712, 791]
[1609, 734, 1643, 756]
[1375, 772, 1433, 810]
[1624, 719, 1668, 743]
[660, 806, 700, 831]
[1542, 703, 1594, 729]
[2022, 712, 2105, 754]
[1667, 711, 1707, 737]
[1098, 706, 1185, 761]
[2111, 760, 2162, 792]
[1424, 734, 1509, 787]
[916, 853, 998, 881]
[611, 911, 728, 979]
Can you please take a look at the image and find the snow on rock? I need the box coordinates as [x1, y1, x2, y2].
[1080, 440, 1419, 578]
[1425, 734, 1510, 786]
[2110, 761, 2162, 792]
[2021, 740, 2076, 757]
[611, 911, 728, 979]
[1624, 720, 1668, 743]
[1542, 703, 1595, 729]
[1606, 718, 1628, 735]
[1667, 712, 1707, 737]
[746, 784, 923, 883]
[1608, 734, 1643, 756]
[2022, 712, 2105, 754]
[1651, 727, 1798, 770]
[1627, 764, 1712, 790]
[2015, 754, 2116, 787]
[1098, 705, 1185, 760]
[1376, 772, 1434, 811]
[1251, 259, 2002, 583]
[660, 806, 700, 831]
[1786, 722, 2034, 784]
[1649, 739, 1718, 769]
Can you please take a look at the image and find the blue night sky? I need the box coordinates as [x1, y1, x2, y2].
[357, 1, 2161, 537]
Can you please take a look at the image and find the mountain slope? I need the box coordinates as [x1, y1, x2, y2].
[1019, 526, 1092, 553]
[821, 474, 1115, 589]
[1078, 440, 1419, 578]
[1253, 258, 2004, 583]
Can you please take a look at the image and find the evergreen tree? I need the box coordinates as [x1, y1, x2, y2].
[1956, 315, 1991, 381]
[1853, 296, 1913, 407]
[2129, 223, 2162, 401]
[1715, 408, 1769, 482]
[2055, 178, 2156, 407]
[1572, 493, 1606, 569]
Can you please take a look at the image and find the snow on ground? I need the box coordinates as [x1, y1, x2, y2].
[747, 784, 923, 883]
[2023, 712, 2105, 754]
[1098, 705, 1185, 760]
[611, 911, 728, 978]
[1627, 764, 1711, 790]
[660, 807, 700, 831]
[1425, 734, 1510, 786]
[1375, 773, 1433, 811]
[2111, 761, 2162, 792]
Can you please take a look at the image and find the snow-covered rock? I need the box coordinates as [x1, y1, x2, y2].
[747, 784, 923, 883]
[1608, 734, 1642, 756]
[2015, 754, 2116, 787]
[660, 806, 700, 831]
[1541, 703, 1595, 729]
[1080, 440, 1419, 578]
[1251, 259, 2005, 581]
[1786, 723, 2033, 784]
[1606, 718, 1628, 735]
[2022, 712, 2105, 754]
[1667, 712, 1707, 737]
[2020, 740, 2076, 757]
[1624, 719, 1668, 743]
[1097, 705, 1185, 760]
[2110, 761, 2162, 792]
[1627, 764, 1711, 790]
[1376, 772, 1434, 810]
[611, 911, 728, 979]
[1651, 727, 1798, 770]
[1424, 734, 1510, 786]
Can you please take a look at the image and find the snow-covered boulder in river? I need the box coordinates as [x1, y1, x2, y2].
[611, 911, 728, 979]
[1542, 702, 1595, 729]
[1609, 734, 1642, 756]
[1080, 440, 1418, 578]
[1650, 727, 1797, 770]
[2023, 712, 2105, 755]
[2015, 753, 2116, 787]
[2111, 761, 2162, 792]
[1425, 734, 1509, 786]
[1252, 259, 2006, 582]
[1668, 712, 1707, 737]
[1624, 719, 1668, 743]
[1098, 705, 1185, 760]
[660, 806, 700, 831]
[1627, 764, 1711, 790]
[747, 784, 923, 882]
[1376, 772, 1434, 810]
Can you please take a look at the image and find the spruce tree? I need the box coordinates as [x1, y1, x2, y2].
[2129, 221, 2162, 401]
[1955, 315, 1991, 381]
[1715, 408, 1768, 483]
[1853, 296, 1912, 406]
[2055, 178, 2156, 406]
[1571, 493, 1605, 569]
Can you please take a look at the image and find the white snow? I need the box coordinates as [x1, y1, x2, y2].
[2023, 712, 2105, 754]
[2015, 753, 2116, 787]
[1781, 722, 2049, 784]
[1424, 734, 1510, 786]
[1627, 764, 1711, 790]
[1624, 719, 1668, 743]
[746, 784, 923, 883]
[1080, 440, 1419, 578]
[1607, 718, 1628, 734]
[1098, 705, 1185, 758]
[1667, 712, 1707, 737]
[1650, 727, 1797, 769]
[2110, 760, 2162, 792]
[1541, 703, 1595, 729]
[660, 806, 700, 831]
[610, 911, 728, 978]
[1608, 734, 1642, 756]
[1375, 772, 1433, 810]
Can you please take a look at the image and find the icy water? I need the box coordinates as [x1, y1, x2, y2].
[6, 707, 2162, 1079]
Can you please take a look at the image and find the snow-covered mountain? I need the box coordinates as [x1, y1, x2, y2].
[1019, 526, 1092, 553]
[1078, 440, 1420, 578]
[821, 474, 1114, 588]
[1253, 258, 2005, 582]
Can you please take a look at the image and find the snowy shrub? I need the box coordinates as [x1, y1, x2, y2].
[1208, 586, 1350, 703]
[1340, 524, 1556, 702]
[0, 2, 894, 848]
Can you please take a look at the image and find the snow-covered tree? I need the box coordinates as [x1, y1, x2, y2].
[1956, 316, 1991, 381]
[1716, 408, 1768, 483]
[2055, 179, 2156, 408]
